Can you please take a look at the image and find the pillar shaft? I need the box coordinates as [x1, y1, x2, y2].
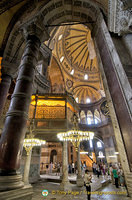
[77, 145, 82, 178]
[0, 35, 40, 172]
[62, 141, 69, 183]
[0, 74, 11, 117]
[60, 141, 71, 191]
[76, 145, 83, 187]
[95, 17, 132, 170]
[23, 149, 32, 184]
[123, 34, 132, 60]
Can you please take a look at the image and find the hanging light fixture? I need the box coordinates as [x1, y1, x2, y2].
[57, 113, 94, 151]
[23, 138, 46, 154]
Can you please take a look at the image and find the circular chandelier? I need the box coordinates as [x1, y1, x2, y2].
[57, 130, 94, 151]
[23, 138, 46, 154]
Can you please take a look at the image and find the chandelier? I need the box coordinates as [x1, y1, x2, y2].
[57, 130, 94, 151]
[23, 138, 46, 154]
[57, 113, 94, 151]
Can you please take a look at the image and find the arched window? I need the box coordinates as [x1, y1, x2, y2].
[80, 110, 86, 124]
[99, 151, 103, 157]
[97, 141, 102, 148]
[87, 110, 94, 125]
[87, 117, 91, 125]
[75, 97, 79, 103]
[50, 149, 57, 163]
[94, 109, 101, 124]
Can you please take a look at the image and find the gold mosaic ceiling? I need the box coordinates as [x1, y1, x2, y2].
[49, 24, 105, 104]
[55, 24, 99, 81]
[64, 25, 98, 73]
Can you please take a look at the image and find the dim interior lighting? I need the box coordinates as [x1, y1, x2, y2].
[115, 152, 119, 155]
[60, 56, 64, 62]
[70, 69, 74, 75]
[86, 98, 91, 103]
[84, 74, 88, 80]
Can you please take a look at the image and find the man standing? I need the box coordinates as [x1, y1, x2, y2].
[72, 162, 75, 173]
[84, 169, 92, 200]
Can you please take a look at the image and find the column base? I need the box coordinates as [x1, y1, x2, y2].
[76, 175, 84, 187]
[60, 181, 71, 191]
[0, 184, 33, 200]
[0, 173, 24, 192]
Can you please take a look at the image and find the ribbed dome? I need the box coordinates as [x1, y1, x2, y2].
[63, 24, 98, 73]
[73, 85, 102, 104]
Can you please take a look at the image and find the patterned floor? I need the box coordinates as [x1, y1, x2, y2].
[32, 175, 130, 200]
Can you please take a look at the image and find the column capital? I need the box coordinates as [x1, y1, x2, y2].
[1, 60, 16, 79]
[21, 16, 50, 43]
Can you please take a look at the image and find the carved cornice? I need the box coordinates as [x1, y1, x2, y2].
[34, 71, 50, 93]
[108, 0, 132, 35]
[21, 15, 50, 43]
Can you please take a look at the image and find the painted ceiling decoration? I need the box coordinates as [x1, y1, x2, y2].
[73, 85, 102, 104]
[55, 24, 100, 81]
[48, 24, 105, 104]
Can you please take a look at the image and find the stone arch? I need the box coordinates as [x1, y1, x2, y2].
[80, 110, 86, 124]
[48, 55, 65, 93]
[2, 0, 100, 74]
[50, 149, 57, 163]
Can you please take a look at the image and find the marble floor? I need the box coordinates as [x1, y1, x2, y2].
[32, 175, 130, 200]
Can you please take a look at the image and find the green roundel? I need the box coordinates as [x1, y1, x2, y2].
[42, 190, 49, 197]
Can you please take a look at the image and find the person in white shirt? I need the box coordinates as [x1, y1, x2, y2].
[84, 169, 92, 200]
[72, 162, 75, 173]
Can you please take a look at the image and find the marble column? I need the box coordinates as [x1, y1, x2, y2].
[94, 15, 132, 196]
[60, 141, 71, 191]
[0, 27, 41, 191]
[76, 145, 84, 187]
[0, 73, 12, 117]
[23, 149, 32, 185]
[122, 34, 132, 60]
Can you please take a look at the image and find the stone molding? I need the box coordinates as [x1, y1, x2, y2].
[108, 0, 132, 35]
[21, 15, 50, 43]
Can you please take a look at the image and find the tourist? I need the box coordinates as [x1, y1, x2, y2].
[72, 162, 75, 173]
[112, 166, 119, 188]
[68, 163, 72, 174]
[92, 162, 96, 175]
[49, 162, 53, 174]
[46, 164, 49, 174]
[96, 164, 100, 178]
[103, 163, 106, 175]
[56, 162, 60, 176]
[41, 162, 44, 170]
[60, 162, 62, 176]
[118, 167, 125, 187]
[84, 169, 92, 200]
[109, 165, 114, 184]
